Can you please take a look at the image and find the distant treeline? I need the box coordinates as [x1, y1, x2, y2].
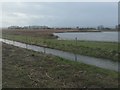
[7, 25, 119, 31]
[8, 26, 96, 30]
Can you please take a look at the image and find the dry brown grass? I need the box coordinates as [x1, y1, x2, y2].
[2, 29, 81, 39]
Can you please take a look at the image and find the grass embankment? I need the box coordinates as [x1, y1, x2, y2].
[2, 43, 119, 88]
[3, 34, 119, 62]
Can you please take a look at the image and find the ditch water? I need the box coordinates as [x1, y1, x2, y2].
[1, 39, 119, 72]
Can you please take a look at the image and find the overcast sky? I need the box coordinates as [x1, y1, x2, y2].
[2, 2, 118, 28]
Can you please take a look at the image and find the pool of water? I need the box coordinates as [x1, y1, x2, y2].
[54, 32, 119, 42]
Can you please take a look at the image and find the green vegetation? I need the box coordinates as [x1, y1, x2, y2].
[3, 34, 119, 61]
[2, 43, 119, 88]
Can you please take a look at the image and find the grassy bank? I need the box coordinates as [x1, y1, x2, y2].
[2, 43, 119, 88]
[2, 34, 119, 62]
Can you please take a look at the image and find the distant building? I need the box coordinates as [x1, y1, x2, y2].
[115, 25, 120, 31]
[28, 26, 49, 29]
[8, 25, 50, 29]
[97, 25, 104, 30]
[118, 24, 120, 31]
[8, 26, 21, 29]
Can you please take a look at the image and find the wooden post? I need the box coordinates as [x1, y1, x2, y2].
[44, 47, 45, 54]
[43, 45, 47, 54]
[26, 35, 27, 49]
[75, 37, 77, 46]
[12, 39, 14, 45]
[75, 37, 77, 61]
[75, 54, 77, 61]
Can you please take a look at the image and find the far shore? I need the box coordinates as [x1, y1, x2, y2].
[2, 28, 119, 33]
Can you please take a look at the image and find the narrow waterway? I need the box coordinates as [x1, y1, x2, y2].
[1, 39, 119, 72]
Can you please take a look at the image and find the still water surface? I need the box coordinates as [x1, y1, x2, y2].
[54, 32, 119, 42]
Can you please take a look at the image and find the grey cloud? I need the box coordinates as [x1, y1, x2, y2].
[2, 2, 118, 27]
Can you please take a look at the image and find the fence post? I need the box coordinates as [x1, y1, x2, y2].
[75, 37, 77, 61]
[12, 36, 14, 45]
[44, 47, 46, 54]
[43, 45, 47, 54]
[75, 54, 77, 61]
[26, 36, 27, 49]
[75, 37, 77, 46]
